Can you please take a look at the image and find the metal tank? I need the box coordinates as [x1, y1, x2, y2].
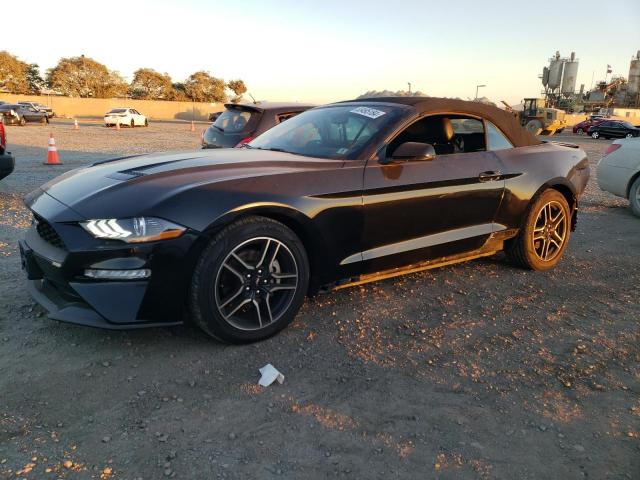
[548, 52, 564, 90]
[628, 50, 640, 95]
[561, 52, 579, 94]
[542, 66, 550, 87]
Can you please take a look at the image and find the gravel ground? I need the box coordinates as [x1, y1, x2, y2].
[0, 120, 638, 479]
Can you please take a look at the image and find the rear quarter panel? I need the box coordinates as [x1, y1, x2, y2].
[493, 143, 589, 228]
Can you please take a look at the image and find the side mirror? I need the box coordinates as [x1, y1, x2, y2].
[386, 142, 436, 163]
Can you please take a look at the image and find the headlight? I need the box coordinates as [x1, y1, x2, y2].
[81, 217, 186, 243]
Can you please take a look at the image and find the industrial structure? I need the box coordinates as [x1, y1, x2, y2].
[538, 50, 640, 113]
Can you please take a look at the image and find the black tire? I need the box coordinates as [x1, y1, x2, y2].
[506, 189, 571, 271]
[591, 131, 599, 139]
[130, 119, 135, 128]
[190, 216, 309, 343]
[144, 118, 148, 127]
[19, 117, 26, 126]
[576, 128, 584, 135]
[626, 133, 633, 138]
[629, 176, 640, 218]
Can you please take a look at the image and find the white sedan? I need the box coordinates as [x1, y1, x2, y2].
[596, 137, 640, 217]
[104, 108, 148, 128]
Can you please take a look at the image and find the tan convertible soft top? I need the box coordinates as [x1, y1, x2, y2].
[344, 96, 542, 148]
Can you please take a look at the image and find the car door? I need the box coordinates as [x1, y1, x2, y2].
[608, 122, 624, 138]
[358, 114, 505, 273]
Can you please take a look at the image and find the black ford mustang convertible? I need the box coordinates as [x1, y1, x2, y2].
[20, 97, 590, 343]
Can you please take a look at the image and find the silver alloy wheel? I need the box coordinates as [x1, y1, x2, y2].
[214, 237, 298, 331]
[626, 133, 633, 138]
[577, 128, 583, 135]
[591, 131, 599, 139]
[532, 201, 567, 262]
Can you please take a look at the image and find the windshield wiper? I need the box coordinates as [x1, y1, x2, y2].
[255, 147, 289, 153]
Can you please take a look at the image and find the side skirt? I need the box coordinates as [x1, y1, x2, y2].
[321, 229, 517, 292]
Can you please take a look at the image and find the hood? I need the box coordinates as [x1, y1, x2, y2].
[32, 148, 344, 218]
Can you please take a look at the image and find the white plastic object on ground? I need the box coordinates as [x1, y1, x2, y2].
[258, 364, 284, 387]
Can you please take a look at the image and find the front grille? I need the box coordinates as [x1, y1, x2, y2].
[34, 214, 66, 249]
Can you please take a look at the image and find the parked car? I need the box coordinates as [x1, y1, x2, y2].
[202, 102, 315, 149]
[18, 101, 55, 118]
[0, 120, 15, 180]
[0, 104, 49, 125]
[20, 97, 589, 343]
[104, 108, 148, 127]
[573, 118, 605, 135]
[596, 137, 640, 217]
[588, 120, 640, 139]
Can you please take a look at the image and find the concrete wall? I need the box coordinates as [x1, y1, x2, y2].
[0, 93, 225, 121]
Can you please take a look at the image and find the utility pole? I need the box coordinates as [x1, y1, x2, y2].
[407, 82, 412, 94]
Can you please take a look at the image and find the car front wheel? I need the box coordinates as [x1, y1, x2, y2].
[190, 216, 309, 343]
[576, 128, 584, 135]
[591, 131, 599, 139]
[506, 189, 571, 271]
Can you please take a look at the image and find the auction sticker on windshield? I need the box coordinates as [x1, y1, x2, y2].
[350, 107, 386, 119]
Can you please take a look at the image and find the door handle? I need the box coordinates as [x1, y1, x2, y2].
[478, 171, 502, 182]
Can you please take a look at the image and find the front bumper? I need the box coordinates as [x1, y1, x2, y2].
[0, 151, 15, 180]
[20, 193, 200, 330]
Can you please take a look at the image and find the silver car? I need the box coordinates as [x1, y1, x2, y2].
[597, 137, 640, 217]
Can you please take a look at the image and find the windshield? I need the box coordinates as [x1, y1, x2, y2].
[247, 104, 403, 159]
[213, 108, 256, 134]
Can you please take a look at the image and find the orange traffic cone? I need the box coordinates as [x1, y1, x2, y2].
[190, 121, 195, 132]
[74, 118, 79, 130]
[44, 133, 61, 165]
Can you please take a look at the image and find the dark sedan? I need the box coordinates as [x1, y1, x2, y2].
[20, 97, 590, 343]
[0, 104, 49, 125]
[0, 120, 15, 180]
[588, 120, 640, 139]
[202, 102, 314, 148]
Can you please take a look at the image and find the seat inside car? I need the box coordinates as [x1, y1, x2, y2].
[389, 116, 455, 156]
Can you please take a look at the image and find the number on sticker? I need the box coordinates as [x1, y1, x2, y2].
[350, 107, 386, 119]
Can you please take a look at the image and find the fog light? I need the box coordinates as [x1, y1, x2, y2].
[84, 269, 151, 279]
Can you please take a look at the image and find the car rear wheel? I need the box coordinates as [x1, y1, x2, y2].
[190, 216, 309, 343]
[591, 131, 599, 139]
[130, 119, 135, 128]
[144, 119, 148, 127]
[576, 128, 584, 135]
[629, 177, 640, 218]
[19, 117, 26, 126]
[626, 133, 633, 138]
[506, 189, 571, 271]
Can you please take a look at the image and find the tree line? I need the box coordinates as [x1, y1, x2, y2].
[0, 51, 247, 103]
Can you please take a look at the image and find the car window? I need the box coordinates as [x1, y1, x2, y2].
[248, 104, 403, 160]
[486, 121, 514, 151]
[387, 114, 487, 157]
[107, 109, 127, 114]
[213, 108, 255, 133]
[277, 112, 301, 123]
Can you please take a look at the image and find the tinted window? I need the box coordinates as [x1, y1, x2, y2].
[248, 105, 403, 160]
[107, 109, 127, 113]
[486, 121, 513, 151]
[214, 108, 255, 133]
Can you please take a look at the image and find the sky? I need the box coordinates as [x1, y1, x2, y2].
[2, 0, 639, 105]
